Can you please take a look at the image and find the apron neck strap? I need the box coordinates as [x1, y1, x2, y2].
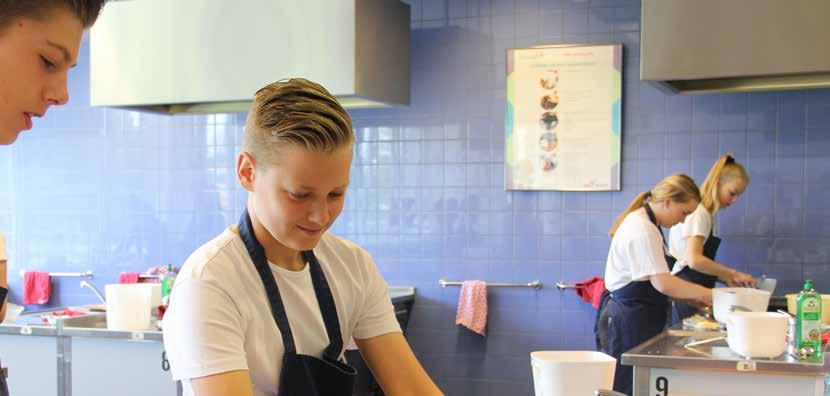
[643, 203, 667, 247]
[304, 250, 345, 359]
[238, 209, 344, 360]
[238, 208, 298, 355]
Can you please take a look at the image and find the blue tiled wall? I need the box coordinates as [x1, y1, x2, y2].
[1, 0, 830, 394]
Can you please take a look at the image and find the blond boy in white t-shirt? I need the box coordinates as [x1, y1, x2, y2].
[162, 79, 442, 396]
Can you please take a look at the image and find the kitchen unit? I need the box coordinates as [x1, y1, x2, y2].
[61, 314, 177, 396]
[623, 328, 827, 396]
[0, 311, 175, 396]
[0, 287, 415, 396]
[0, 314, 61, 395]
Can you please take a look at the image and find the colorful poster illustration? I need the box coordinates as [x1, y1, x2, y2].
[505, 44, 622, 191]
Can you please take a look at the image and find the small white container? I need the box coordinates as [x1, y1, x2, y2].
[105, 284, 153, 331]
[726, 311, 788, 358]
[530, 351, 616, 396]
[712, 287, 771, 324]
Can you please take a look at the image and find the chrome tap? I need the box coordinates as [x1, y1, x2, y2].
[80, 280, 106, 304]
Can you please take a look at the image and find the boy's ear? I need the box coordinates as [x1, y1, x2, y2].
[237, 152, 256, 192]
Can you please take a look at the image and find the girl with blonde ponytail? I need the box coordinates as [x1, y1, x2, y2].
[596, 174, 712, 395]
[668, 154, 753, 324]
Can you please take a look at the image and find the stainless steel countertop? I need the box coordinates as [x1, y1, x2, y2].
[0, 310, 61, 336]
[0, 309, 162, 341]
[622, 328, 828, 375]
[1, 287, 416, 342]
[389, 286, 415, 305]
[61, 312, 164, 342]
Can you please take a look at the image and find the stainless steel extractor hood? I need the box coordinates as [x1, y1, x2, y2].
[641, 0, 830, 94]
[90, 0, 410, 113]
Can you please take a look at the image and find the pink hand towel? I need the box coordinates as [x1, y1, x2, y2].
[119, 272, 140, 284]
[455, 280, 488, 336]
[23, 271, 51, 305]
[575, 276, 606, 309]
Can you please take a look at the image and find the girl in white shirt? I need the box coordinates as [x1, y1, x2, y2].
[669, 154, 753, 323]
[163, 79, 442, 396]
[596, 174, 712, 395]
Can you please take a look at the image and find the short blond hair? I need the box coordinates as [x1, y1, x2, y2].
[242, 78, 354, 167]
[609, 174, 701, 237]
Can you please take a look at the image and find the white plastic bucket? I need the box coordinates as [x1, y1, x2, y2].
[712, 287, 770, 324]
[726, 311, 788, 358]
[139, 283, 162, 314]
[530, 351, 616, 396]
[106, 284, 153, 331]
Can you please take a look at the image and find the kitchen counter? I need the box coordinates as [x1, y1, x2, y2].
[0, 286, 417, 342]
[0, 309, 162, 341]
[61, 312, 164, 342]
[389, 286, 415, 305]
[0, 287, 416, 396]
[622, 327, 828, 395]
[623, 328, 827, 374]
[0, 310, 61, 336]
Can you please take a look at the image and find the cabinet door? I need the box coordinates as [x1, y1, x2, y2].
[0, 334, 58, 395]
[72, 338, 177, 396]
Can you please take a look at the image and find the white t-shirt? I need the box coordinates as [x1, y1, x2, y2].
[604, 208, 671, 292]
[668, 204, 716, 274]
[162, 227, 401, 396]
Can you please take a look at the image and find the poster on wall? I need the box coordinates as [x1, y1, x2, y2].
[505, 44, 622, 191]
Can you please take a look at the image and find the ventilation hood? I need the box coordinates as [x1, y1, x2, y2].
[641, 0, 830, 94]
[90, 0, 409, 113]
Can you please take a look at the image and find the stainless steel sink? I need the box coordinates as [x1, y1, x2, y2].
[11, 306, 105, 329]
[60, 311, 164, 341]
[1, 307, 98, 336]
[15, 307, 87, 327]
[60, 312, 107, 329]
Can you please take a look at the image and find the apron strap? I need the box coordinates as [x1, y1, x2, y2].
[304, 251, 345, 361]
[239, 209, 346, 361]
[643, 203, 678, 270]
[238, 208, 298, 355]
[643, 203, 667, 247]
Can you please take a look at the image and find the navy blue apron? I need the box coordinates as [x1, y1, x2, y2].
[595, 206, 676, 352]
[238, 209, 356, 396]
[596, 204, 671, 396]
[671, 226, 720, 324]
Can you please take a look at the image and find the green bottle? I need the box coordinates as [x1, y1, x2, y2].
[160, 264, 176, 306]
[796, 279, 823, 358]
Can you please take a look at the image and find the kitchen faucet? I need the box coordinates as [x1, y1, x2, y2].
[80, 280, 106, 304]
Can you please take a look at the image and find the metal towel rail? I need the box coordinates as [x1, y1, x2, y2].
[439, 279, 542, 289]
[555, 281, 578, 290]
[19, 270, 93, 278]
